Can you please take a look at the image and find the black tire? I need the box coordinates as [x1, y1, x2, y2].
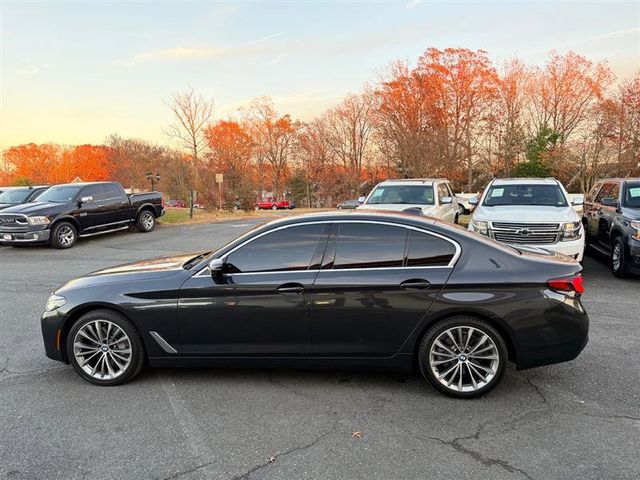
[67, 309, 145, 386]
[271, 205, 278, 210]
[418, 316, 507, 399]
[136, 210, 155, 232]
[611, 236, 629, 278]
[50, 221, 77, 249]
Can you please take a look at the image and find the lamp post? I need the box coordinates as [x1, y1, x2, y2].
[146, 172, 160, 191]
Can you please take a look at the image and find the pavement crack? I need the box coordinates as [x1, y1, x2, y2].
[231, 429, 336, 480]
[427, 424, 535, 480]
[158, 459, 219, 480]
[525, 377, 550, 405]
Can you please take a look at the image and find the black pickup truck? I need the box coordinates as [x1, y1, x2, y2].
[0, 181, 163, 248]
[583, 177, 640, 277]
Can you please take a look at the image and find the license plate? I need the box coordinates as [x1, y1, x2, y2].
[2, 234, 11, 240]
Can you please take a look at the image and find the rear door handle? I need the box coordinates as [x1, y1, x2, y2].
[400, 279, 430, 290]
[277, 283, 304, 294]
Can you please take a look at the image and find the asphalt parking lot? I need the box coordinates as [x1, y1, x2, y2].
[1, 218, 638, 480]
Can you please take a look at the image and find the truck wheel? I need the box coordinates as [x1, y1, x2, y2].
[50, 222, 77, 249]
[136, 211, 155, 233]
[611, 236, 629, 277]
[271, 205, 278, 210]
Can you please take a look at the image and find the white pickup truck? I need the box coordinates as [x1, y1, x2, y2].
[357, 178, 462, 223]
[468, 178, 585, 261]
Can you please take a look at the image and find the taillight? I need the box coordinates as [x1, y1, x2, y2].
[547, 275, 584, 294]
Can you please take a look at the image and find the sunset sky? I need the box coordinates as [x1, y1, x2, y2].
[2, 0, 639, 149]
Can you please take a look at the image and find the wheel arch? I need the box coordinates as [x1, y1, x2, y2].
[136, 203, 158, 218]
[50, 215, 80, 233]
[411, 310, 518, 368]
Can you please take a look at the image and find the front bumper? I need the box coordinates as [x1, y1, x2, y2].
[0, 228, 50, 244]
[41, 309, 69, 362]
[542, 236, 585, 261]
[625, 237, 640, 274]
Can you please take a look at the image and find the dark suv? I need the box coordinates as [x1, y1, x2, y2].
[583, 178, 640, 277]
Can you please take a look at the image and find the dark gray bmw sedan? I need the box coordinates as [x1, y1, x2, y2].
[41, 210, 588, 398]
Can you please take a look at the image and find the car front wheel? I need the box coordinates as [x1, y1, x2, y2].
[418, 316, 507, 398]
[67, 309, 145, 386]
[50, 222, 77, 249]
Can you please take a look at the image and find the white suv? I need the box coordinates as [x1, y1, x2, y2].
[468, 178, 585, 260]
[358, 178, 461, 223]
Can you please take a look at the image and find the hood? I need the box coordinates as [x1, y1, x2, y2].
[55, 252, 202, 292]
[621, 206, 640, 220]
[0, 203, 18, 211]
[472, 205, 579, 223]
[359, 204, 437, 215]
[0, 201, 68, 216]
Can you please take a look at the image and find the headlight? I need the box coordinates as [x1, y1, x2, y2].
[562, 221, 582, 241]
[45, 294, 66, 312]
[28, 216, 50, 225]
[471, 220, 488, 235]
[631, 220, 640, 240]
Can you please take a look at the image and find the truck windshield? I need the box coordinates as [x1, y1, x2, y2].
[367, 185, 434, 205]
[0, 188, 31, 204]
[483, 184, 568, 207]
[36, 186, 82, 203]
[625, 182, 640, 208]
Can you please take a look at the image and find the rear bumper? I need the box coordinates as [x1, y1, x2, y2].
[514, 295, 589, 370]
[0, 228, 50, 244]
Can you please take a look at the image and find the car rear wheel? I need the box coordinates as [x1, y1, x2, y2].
[67, 309, 145, 386]
[271, 205, 278, 210]
[136, 210, 155, 232]
[50, 222, 77, 249]
[418, 316, 507, 398]
[611, 236, 629, 277]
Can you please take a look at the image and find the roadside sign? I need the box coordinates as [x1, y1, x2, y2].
[215, 173, 223, 184]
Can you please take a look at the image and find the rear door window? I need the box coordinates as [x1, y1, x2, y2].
[100, 183, 127, 201]
[333, 223, 407, 269]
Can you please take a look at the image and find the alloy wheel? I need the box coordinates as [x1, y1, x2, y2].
[141, 212, 154, 230]
[57, 225, 75, 246]
[612, 243, 621, 272]
[428, 326, 500, 393]
[73, 320, 132, 380]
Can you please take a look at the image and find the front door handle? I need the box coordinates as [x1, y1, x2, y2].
[277, 283, 304, 294]
[400, 279, 431, 290]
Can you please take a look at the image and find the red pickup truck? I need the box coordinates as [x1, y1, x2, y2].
[255, 197, 292, 210]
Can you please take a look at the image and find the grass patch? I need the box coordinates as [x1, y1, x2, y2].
[159, 207, 327, 226]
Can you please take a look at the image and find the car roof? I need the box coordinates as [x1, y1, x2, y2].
[376, 178, 449, 186]
[597, 177, 640, 183]
[0, 185, 48, 190]
[258, 210, 438, 230]
[48, 181, 115, 188]
[490, 178, 559, 185]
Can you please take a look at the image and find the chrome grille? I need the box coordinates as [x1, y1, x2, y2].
[490, 221, 561, 245]
[0, 214, 29, 233]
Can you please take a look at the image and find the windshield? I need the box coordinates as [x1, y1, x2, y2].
[483, 184, 568, 207]
[625, 182, 640, 208]
[36, 186, 82, 203]
[0, 188, 32, 204]
[367, 185, 434, 205]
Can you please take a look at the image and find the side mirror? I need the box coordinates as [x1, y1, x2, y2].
[208, 258, 224, 273]
[357, 196, 366, 203]
[468, 196, 479, 206]
[601, 197, 618, 208]
[440, 196, 453, 205]
[80, 196, 93, 204]
[571, 196, 584, 206]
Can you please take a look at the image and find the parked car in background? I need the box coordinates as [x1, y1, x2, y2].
[336, 199, 362, 209]
[0, 181, 164, 248]
[583, 178, 640, 277]
[567, 194, 585, 217]
[0, 185, 49, 211]
[166, 199, 186, 208]
[358, 178, 461, 223]
[468, 178, 585, 261]
[255, 197, 292, 210]
[41, 210, 588, 398]
[455, 193, 480, 214]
